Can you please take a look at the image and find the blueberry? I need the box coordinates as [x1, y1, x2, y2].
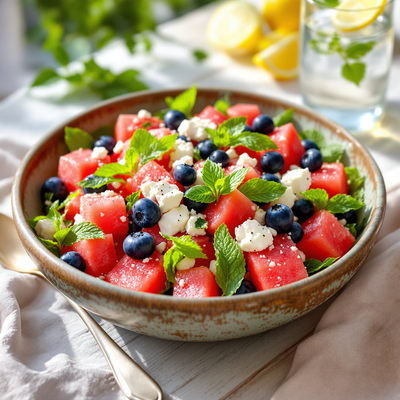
[243, 124, 253, 132]
[260, 173, 281, 184]
[260, 151, 284, 173]
[173, 164, 197, 186]
[131, 198, 161, 228]
[301, 139, 319, 152]
[128, 211, 142, 234]
[81, 174, 108, 194]
[60, 251, 86, 272]
[197, 139, 218, 159]
[183, 188, 208, 213]
[234, 279, 257, 295]
[123, 232, 155, 259]
[93, 135, 116, 155]
[209, 150, 230, 168]
[177, 135, 190, 142]
[164, 110, 186, 130]
[252, 114, 274, 134]
[292, 199, 314, 223]
[41, 177, 68, 202]
[300, 149, 323, 172]
[335, 209, 357, 225]
[288, 222, 304, 244]
[265, 204, 294, 234]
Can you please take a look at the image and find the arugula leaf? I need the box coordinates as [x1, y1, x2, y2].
[64, 127, 94, 152]
[298, 130, 326, 149]
[94, 163, 133, 178]
[325, 194, 364, 214]
[305, 257, 338, 275]
[165, 85, 197, 118]
[184, 185, 216, 204]
[77, 176, 126, 189]
[195, 218, 208, 229]
[300, 189, 329, 211]
[214, 94, 231, 116]
[126, 191, 141, 213]
[320, 143, 344, 163]
[239, 179, 287, 203]
[273, 108, 294, 127]
[213, 223, 246, 296]
[229, 131, 279, 151]
[163, 247, 184, 286]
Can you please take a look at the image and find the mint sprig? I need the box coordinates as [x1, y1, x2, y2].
[345, 167, 365, 204]
[125, 191, 141, 213]
[305, 257, 338, 275]
[95, 163, 133, 178]
[238, 178, 287, 203]
[213, 223, 246, 296]
[164, 84, 197, 118]
[65, 127, 94, 152]
[185, 159, 249, 203]
[214, 94, 231, 116]
[273, 108, 294, 127]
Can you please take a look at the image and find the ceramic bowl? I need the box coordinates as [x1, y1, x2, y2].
[12, 88, 386, 342]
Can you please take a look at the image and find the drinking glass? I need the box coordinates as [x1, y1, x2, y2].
[299, 0, 395, 132]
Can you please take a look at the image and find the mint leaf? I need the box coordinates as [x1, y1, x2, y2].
[53, 228, 72, 249]
[77, 176, 126, 189]
[47, 207, 64, 231]
[230, 131, 279, 151]
[347, 216, 366, 238]
[300, 189, 329, 211]
[305, 257, 338, 275]
[219, 117, 247, 137]
[125, 148, 140, 172]
[202, 158, 225, 189]
[139, 134, 177, 167]
[219, 167, 250, 195]
[63, 222, 105, 246]
[298, 130, 325, 149]
[325, 194, 364, 214]
[31, 68, 60, 87]
[345, 167, 365, 204]
[126, 191, 141, 213]
[165, 85, 197, 118]
[321, 144, 344, 163]
[239, 178, 287, 203]
[342, 62, 365, 86]
[194, 217, 208, 229]
[65, 127, 94, 152]
[347, 223, 357, 237]
[142, 121, 152, 128]
[273, 108, 294, 127]
[205, 126, 230, 148]
[346, 42, 375, 60]
[213, 223, 246, 296]
[163, 247, 184, 286]
[38, 237, 61, 257]
[193, 147, 202, 162]
[185, 185, 216, 203]
[193, 50, 208, 62]
[160, 234, 207, 260]
[94, 163, 133, 178]
[214, 94, 231, 116]
[130, 128, 157, 153]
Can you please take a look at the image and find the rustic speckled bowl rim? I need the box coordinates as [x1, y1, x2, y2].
[12, 87, 386, 315]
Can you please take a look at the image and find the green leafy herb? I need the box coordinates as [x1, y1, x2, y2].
[309, 33, 375, 85]
[28, 215, 48, 230]
[165, 84, 197, 118]
[194, 217, 208, 229]
[320, 143, 344, 163]
[38, 237, 61, 257]
[193, 50, 208, 62]
[305, 257, 338, 275]
[273, 108, 294, 127]
[185, 186, 216, 203]
[64, 127, 94, 152]
[313, 0, 340, 6]
[126, 191, 141, 213]
[213, 223, 246, 296]
[345, 167, 365, 204]
[214, 94, 231, 116]
[95, 163, 133, 178]
[298, 130, 326, 149]
[229, 131, 279, 151]
[300, 188, 329, 211]
[77, 176, 126, 189]
[31, 68, 60, 87]
[193, 147, 202, 162]
[163, 247, 184, 287]
[142, 121, 152, 128]
[347, 216, 367, 238]
[238, 178, 287, 203]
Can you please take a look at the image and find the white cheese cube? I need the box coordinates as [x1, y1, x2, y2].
[172, 155, 194, 170]
[281, 168, 311, 198]
[237, 153, 257, 168]
[185, 214, 207, 236]
[170, 139, 194, 162]
[34, 219, 57, 240]
[138, 109, 152, 119]
[158, 205, 190, 236]
[176, 257, 196, 271]
[209, 260, 217, 275]
[177, 117, 217, 142]
[140, 180, 183, 214]
[226, 148, 238, 159]
[194, 168, 205, 186]
[270, 186, 296, 209]
[156, 242, 167, 254]
[91, 147, 108, 160]
[113, 141, 124, 155]
[235, 220, 274, 252]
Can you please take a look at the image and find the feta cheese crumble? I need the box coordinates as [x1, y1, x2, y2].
[237, 153, 257, 168]
[113, 141, 124, 155]
[74, 214, 84, 224]
[156, 242, 167, 254]
[185, 214, 207, 236]
[209, 260, 217, 275]
[254, 208, 266, 226]
[138, 109, 152, 119]
[176, 257, 196, 271]
[140, 180, 183, 214]
[177, 117, 217, 142]
[235, 220, 274, 252]
[170, 139, 194, 163]
[270, 186, 296, 209]
[158, 205, 190, 236]
[172, 155, 194, 170]
[91, 146, 108, 160]
[179, 279, 185, 288]
[112, 182, 122, 190]
[226, 148, 238, 159]
[34, 219, 57, 240]
[281, 168, 311, 198]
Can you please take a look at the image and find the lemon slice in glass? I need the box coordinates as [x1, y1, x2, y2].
[207, 0, 262, 55]
[252, 32, 299, 80]
[331, 0, 387, 32]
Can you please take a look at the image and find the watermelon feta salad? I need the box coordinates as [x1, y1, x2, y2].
[29, 85, 365, 298]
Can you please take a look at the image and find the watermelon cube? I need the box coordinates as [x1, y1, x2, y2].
[203, 189, 257, 237]
[310, 162, 349, 198]
[142, 224, 167, 247]
[225, 162, 261, 187]
[227, 103, 261, 125]
[115, 114, 163, 142]
[80, 192, 128, 243]
[297, 210, 356, 262]
[58, 149, 111, 192]
[172, 267, 220, 298]
[247, 234, 308, 291]
[72, 233, 118, 277]
[198, 105, 228, 126]
[106, 252, 167, 294]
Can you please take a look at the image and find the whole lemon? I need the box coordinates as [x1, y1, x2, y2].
[262, 0, 301, 32]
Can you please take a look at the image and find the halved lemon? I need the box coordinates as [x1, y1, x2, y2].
[331, 0, 387, 32]
[262, 0, 301, 32]
[207, 0, 262, 56]
[252, 32, 299, 80]
[256, 28, 292, 52]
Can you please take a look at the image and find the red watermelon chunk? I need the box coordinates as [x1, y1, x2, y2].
[234, 146, 261, 163]
[198, 105, 228, 126]
[106, 252, 166, 293]
[110, 140, 130, 163]
[58, 149, 111, 192]
[64, 192, 82, 222]
[142, 224, 166, 247]
[72, 234, 118, 277]
[225, 162, 261, 186]
[311, 162, 349, 198]
[227, 103, 261, 125]
[80, 193, 128, 243]
[247, 234, 308, 291]
[203, 189, 257, 237]
[259, 123, 305, 174]
[297, 210, 355, 262]
[115, 114, 163, 142]
[172, 267, 220, 298]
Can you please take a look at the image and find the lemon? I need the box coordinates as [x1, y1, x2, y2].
[207, 0, 262, 56]
[256, 28, 292, 52]
[331, 0, 387, 32]
[262, 0, 301, 32]
[252, 32, 299, 80]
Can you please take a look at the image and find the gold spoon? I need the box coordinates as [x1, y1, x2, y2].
[0, 213, 163, 400]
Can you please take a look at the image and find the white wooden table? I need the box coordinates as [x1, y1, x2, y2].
[0, 2, 399, 399]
